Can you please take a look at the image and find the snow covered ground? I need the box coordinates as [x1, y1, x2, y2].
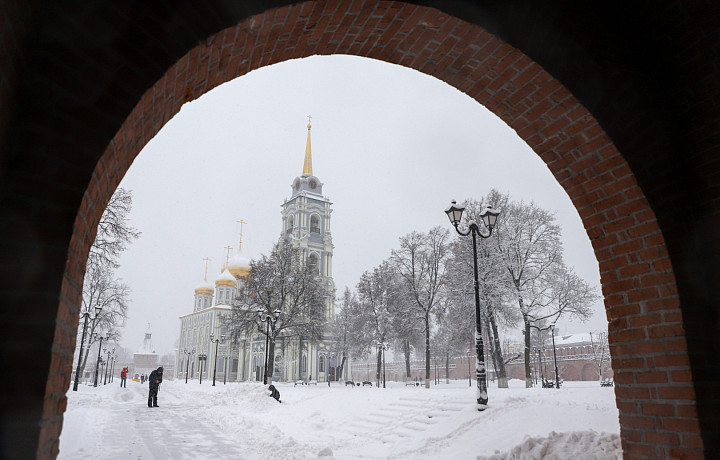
[59, 379, 621, 459]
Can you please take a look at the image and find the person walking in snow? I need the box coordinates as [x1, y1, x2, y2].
[120, 367, 128, 388]
[148, 367, 163, 407]
[267, 384, 281, 403]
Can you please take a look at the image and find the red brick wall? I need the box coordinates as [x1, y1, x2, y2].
[35, 2, 706, 458]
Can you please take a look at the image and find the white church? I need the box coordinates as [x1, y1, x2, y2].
[174, 119, 350, 383]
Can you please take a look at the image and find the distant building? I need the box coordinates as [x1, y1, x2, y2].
[133, 327, 159, 380]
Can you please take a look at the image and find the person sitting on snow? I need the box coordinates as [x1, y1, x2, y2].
[267, 384, 281, 403]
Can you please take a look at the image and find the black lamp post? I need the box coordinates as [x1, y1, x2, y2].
[466, 349, 472, 387]
[210, 332, 226, 386]
[258, 308, 281, 385]
[550, 324, 560, 388]
[222, 353, 228, 385]
[445, 200, 500, 411]
[109, 350, 116, 383]
[198, 354, 207, 384]
[529, 322, 560, 388]
[92, 333, 106, 387]
[73, 306, 102, 391]
[184, 349, 195, 383]
[376, 342, 389, 388]
[103, 348, 113, 385]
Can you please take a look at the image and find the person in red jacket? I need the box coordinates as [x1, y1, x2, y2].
[120, 367, 128, 388]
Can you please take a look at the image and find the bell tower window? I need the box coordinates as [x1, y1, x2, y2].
[310, 215, 320, 233]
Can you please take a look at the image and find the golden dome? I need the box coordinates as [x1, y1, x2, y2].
[215, 268, 237, 287]
[228, 251, 251, 278]
[194, 280, 214, 295]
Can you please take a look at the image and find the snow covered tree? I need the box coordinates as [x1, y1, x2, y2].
[391, 227, 450, 388]
[329, 287, 355, 381]
[229, 242, 328, 384]
[350, 261, 403, 384]
[489, 190, 595, 387]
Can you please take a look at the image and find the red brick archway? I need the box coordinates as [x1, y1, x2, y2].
[47, 2, 701, 458]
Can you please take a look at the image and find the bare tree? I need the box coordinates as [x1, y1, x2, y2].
[87, 188, 141, 270]
[391, 227, 450, 388]
[590, 331, 611, 382]
[76, 188, 138, 380]
[229, 242, 328, 383]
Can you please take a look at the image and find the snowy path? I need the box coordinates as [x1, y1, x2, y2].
[60, 380, 621, 459]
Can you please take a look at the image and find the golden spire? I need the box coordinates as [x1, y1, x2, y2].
[236, 219, 247, 252]
[302, 115, 313, 177]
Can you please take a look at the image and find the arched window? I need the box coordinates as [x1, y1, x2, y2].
[308, 253, 319, 274]
[310, 215, 320, 233]
[319, 356, 325, 370]
[287, 216, 294, 233]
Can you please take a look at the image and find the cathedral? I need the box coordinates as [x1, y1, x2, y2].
[174, 119, 349, 383]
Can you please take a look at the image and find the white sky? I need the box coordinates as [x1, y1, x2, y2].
[115, 55, 608, 355]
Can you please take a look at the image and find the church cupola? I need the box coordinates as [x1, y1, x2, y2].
[193, 258, 214, 312]
[228, 220, 251, 279]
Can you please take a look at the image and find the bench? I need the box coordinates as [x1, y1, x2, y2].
[362, 381, 372, 387]
[405, 381, 419, 386]
[345, 380, 355, 387]
[600, 378, 614, 387]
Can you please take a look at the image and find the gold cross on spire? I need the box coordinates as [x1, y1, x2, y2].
[202, 257, 211, 281]
[307, 114, 312, 127]
[236, 219, 246, 251]
[224, 246, 232, 269]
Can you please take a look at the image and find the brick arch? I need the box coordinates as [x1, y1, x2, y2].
[46, 2, 700, 458]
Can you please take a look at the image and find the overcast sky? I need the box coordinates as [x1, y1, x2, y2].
[114, 55, 608, 355]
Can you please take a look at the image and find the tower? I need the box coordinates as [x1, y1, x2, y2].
[281, 117, 336, 318]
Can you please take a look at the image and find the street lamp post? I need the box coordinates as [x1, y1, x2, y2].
[92, 333, 106, 387]
[222, 354, 228, 385]
[529, 322, 560, 388]
[103, 348, 112, 385]
[258, 309, 281, 385]
[466, 350, 472, 387]
[72, 306, 102, 391]
[198, 354, 207, 384]
[445, 200, 500, 411]
[550, 324, 560, 389]
[376, 342, 389, 388]
[109, 350, 116, 383]
[210, 332, 226, 386]
[184, 349, 195, 383]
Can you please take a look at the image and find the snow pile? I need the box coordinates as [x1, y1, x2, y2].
[479, 430, 621, 460]
[59, 379, 620, 459]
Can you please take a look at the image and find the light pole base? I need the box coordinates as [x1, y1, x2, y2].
[477, 402, 488, 411]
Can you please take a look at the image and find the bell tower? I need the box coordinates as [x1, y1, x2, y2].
[280, 117, 335, 318]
